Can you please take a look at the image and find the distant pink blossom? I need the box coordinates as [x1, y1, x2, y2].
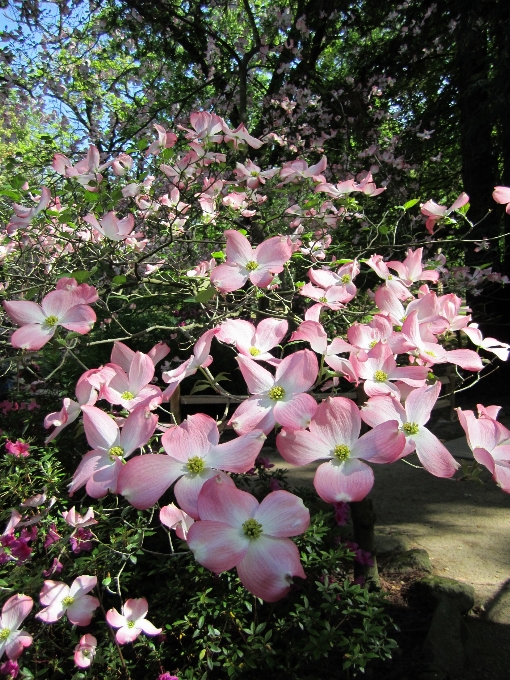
[161, 328, 220, 399]
[106, 598, 161, 644]
[7, 187, 51, 234]
[210, 230, 292, 293]
[421, 193, 469, 234]
[160, 504, 194, 540]
[74, 634, 97, 668]
[492, 186, 510, 214]
[146, 124, 177, 156]
[62, 507, 98, 528]
[36, 576, 99, 626]
[83, 212, 135, 241]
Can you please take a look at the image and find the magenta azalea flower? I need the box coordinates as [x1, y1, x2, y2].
[36, 576, 99, 626]
[276, 397, 405, 503]
[5, 441, 30, 458]
[118, 413, 265, 515]
[187, 475, 309, 601]
[210, 230, 292, 293]
[0, 594, 33, 660]
[106, 598, 161, 644]
[3, 290, 96, 351]
[74, 634, 97, 668]
[69, 405, 158, 498]
[229, 350, 318, 435]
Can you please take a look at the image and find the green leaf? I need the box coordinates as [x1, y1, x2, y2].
[238, 228, 247, 235]
[24, 287, 39, 300]
[71, 270, 92, 283]
[457, 202, 470, 215]
[0, 189, 21, 200]
[83, 191, 100, 202]
[112, 275, 127, 286]
[102, 576, 112, 586]
[211, 251, 225, 260]
[194, 286, 216, 303]
[402, 198, 420, 210]
[137, 138, 149, 150]
[190, 382, 212, 395]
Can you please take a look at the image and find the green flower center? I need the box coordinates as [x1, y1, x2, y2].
[62, 596, 75, 607]
[425, 350, 436, 357]
[341, 274, 351, 283]
[250, 171, 259, 177]
[374, 370, 388, 382]
[387, 275, 393, 280]
[268, 386, 285, 400]
[121, 391, 135, 400]
[403, 422, 419, 436]
[369, 340, 377, 348]
[109, 446, 124, 460]
[333, 444, 350, 461]
[82, 649, 90, 657]
[187, 456, 205, 474]
[242, 518, 263, 539]
[44, 315, 59, 327]
[245, 260, 258, 271]
[249, 346, 261, 356]
[0, 628, 10, 641]
[127, 620, 135, 628]
[319, 296, 328, 303]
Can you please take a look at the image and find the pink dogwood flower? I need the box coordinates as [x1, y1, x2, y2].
[101, 351, 162, 411]
[6, 186, 51, 234]
[106, 598, 161, 644]
[361, 382, 460, 477]
[36, 576, 99, 626]
[228, 350, 318, 435]
[69, 405, 158, 498]
[279, 156, 327, 184]
[0, 594, 33, 660]
[462, 324, 510, 362]
[222, 122, 263, 149]
[457, 406, 510, 492]
[3, 290, 96, 351]
[118, 413, 265, 515]
[386, 248, 440, 286]
[146, 124, 177, 156]
[187, 475, 309, 601]
[365, 255, 413, 300]
[74, 634, 97, 668]
[421, 192, 469, 234]
[5, 442, 30, 458]
[217, 318, 287, 364]
[210, 230, 292, 293]
[83, 212, 136, 241]
[308, 260, 359, 298]
[62, 507, 98, 528]
[299, 282, 349, 310]
[350, 342, 429, 397]
[55, 278, 99, 305]
[160, 504, 194, 540]
[161, 328, 220, 399]
[277, 397, 405, 503]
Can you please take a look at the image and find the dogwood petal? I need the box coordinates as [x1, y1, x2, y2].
[81, 405, 118, 451]
[412, 427, 459, 477]
[276, 427, 330, 465]
[128, 352, 155, 394]
[197, 475, 258, 527]
[445, 349, 483, 371]
[40, 290, 75, 317]
[275, 349, 318, 394]
[472, 447, 496, 474]
[120, 406, 158, 456]
[85, 459, 122, 498]
[106, 608, 125, 628]
[217, 319, 255, 347]
[229, 397, 275, 435]
[210, 263, 248, 292]
[68, 450, 110, 496]
[237, 355, 274, 394]
[352, 421, 405, 463]
[139, 619, 162, 635]
[174, 468, 227, 519]
[206, 430, 265, 472]
[224, 229, 253, 265]
[254, 491, 310, 537]
[405, 382, 441, 426]
[249, 268, 275, 288]
[67, 595, 100, 626]
[0, 594, 32, 630]
[254, 318, 288, 352]
[59, 304, 96, 334]
[10, 324, 55, 350]
[291, 320, 328, 354]
[314, 459, 374, 503]
[310, 397, 361, 449]
[123, 598, 148, 622]
[3, 300, 46, 325]
[187, 521, 249, 572]
[5, 629, 32, 659]
[117, 454, 183, 509]
[361, 396, 405, 428]
[237, 535, 305, 602]
[273, 393, 318, 430]
[69, 575, 97, 599]
[254, 235, 292, 269]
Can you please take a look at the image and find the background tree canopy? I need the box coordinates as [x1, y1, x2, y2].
[1, 0, 509, 344]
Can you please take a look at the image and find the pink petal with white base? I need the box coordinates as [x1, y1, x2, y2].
[66, 595, 100, 626]
[405, 382, 441, 426]
[272, 392, 318, 430]
[412, 427, 459, 477]
[237, 535, 305, 602]
[314, 458, 374, 503]
[206, 430, 265, 472]
[58, 304, 96, 334]
[188, 521, 249, 572]
[11, 324, 55, 350]
[117, 454, 183, 509]
[253, 490, 310, 537]
[3, 300, 46, 325]
[229, 397, 275, 435]
[175, 469, 229, 519]
[237, 355, 275, 394]
[197, 475, 259, 525]
[82, 405, 118, 451]
[275, 349, 318, 394]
